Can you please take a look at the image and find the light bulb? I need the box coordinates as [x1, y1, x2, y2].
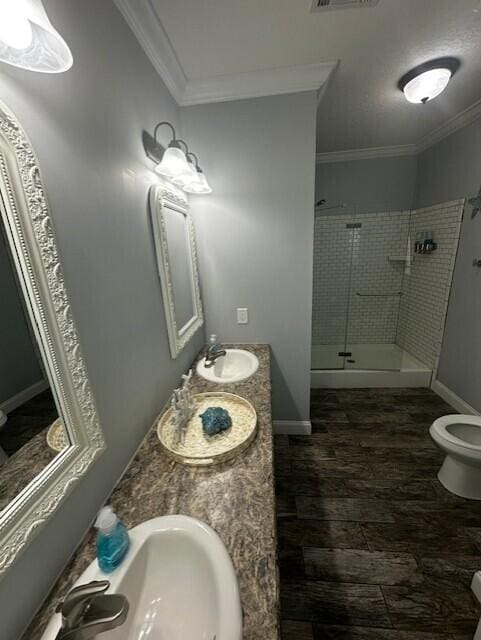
[403, 68, 451, 104]
[0, 1, 33, 50]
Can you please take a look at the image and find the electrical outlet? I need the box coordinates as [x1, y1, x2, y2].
[237, 308, 248, 324]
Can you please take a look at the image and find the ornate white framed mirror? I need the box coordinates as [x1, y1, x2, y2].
[0, 102, 105, 575]
[150, 181, 204, 359]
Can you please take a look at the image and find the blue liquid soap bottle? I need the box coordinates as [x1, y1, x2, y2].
[95, 506, 130, 573]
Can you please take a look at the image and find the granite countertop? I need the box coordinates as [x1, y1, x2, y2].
[25, 344, 279, 640]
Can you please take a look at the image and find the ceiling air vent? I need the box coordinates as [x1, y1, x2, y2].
[310, 0, 380, 12]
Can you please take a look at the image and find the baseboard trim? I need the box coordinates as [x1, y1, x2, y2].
[431, 379, 480, 416]
[0, 379, 49, 415]
[273, 420, 312, 435]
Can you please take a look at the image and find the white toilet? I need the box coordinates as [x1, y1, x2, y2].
[430, 414, 481, 500]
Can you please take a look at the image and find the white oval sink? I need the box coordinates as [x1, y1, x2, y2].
[40, 515, 242, 640]
[197, 349, 259, 383]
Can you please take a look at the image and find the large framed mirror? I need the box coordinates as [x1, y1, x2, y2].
[0, 102, 104, 575]
[150, 181, 203, 358]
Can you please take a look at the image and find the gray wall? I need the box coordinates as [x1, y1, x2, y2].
[181, 92, 318, 422]
[0, 2, 203, 638]
[0, 233, 43, 404]
[414, 118, 481, 412]
[316, 155, 417, 213]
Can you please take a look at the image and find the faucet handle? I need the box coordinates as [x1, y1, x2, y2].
[56, 580, 110, 628]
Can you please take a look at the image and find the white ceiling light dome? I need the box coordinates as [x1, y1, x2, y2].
[403, 68, 451, 104]
[0, 0, 73, 73]
[398, 57, 460, 105]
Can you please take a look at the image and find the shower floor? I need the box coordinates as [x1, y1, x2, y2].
[311, 343, 432, 388]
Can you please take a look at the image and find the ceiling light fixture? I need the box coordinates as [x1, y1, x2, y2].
[0, 0, 73, 73]
[152, 122, 211, 195]
[398, 57, 460, 104]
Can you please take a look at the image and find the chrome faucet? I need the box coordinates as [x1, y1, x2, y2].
[204, 337, 226, 368]
[55, 580, 129, 640]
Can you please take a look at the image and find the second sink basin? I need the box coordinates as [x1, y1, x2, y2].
[197, 349, 259, 383]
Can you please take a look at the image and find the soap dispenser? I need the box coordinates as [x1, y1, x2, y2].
[95, 506, 130, 573]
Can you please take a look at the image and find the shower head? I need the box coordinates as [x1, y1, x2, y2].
[468, 183, 481, 218]
[315, 201, 348, 213]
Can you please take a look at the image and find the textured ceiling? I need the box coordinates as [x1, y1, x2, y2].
[153, 0, 481, 151]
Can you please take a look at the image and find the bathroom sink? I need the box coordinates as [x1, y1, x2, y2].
[197, 349, 259, 383]
[40, 515, 242, 640]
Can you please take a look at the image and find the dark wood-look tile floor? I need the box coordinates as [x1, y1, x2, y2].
[275, 388, 481, 640]
[0, 388, 58, 456]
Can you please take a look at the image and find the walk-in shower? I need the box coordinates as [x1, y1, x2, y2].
[311, 201, 464, 387]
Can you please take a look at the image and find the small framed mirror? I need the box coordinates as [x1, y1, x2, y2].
[150, 181, 204, 358]
[0, 102, 105, 575]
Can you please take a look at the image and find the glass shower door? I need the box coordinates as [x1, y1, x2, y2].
[311, 206, 410, 371]
[344, 210, 409, 371]
[311, 212, 355, 370]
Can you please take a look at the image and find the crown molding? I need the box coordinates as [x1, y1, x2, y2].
[182, 62, 337, 106]
[317, 96, 481, 163]
[114, 0, 187, 104]
[416, 97, 481, 153]
[115, 0, 336, 105]
[316, 144, 417, 163]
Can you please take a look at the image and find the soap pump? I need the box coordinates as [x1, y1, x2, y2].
[94, 505, 130, 573]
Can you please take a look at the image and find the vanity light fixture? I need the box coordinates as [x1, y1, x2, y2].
[398, 57, 460, 104]
[153, 121, 191, 180]
[152, 122, 212, 194]
[0, 0, 73, 73]
[183, 153, 212, 195]
[171, 146, 199, 188]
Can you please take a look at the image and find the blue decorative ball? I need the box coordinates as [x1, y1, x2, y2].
[200, 407, 232, 436]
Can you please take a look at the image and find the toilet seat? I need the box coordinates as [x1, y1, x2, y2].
[431, 414, 481, 451]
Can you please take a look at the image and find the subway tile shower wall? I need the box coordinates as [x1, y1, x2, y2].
[312, 210, 410, 345]
[312, 200, 464, 368]
[397, 200, 464, 369]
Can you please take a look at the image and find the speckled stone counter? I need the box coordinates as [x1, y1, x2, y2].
[25, 344, 279, 640]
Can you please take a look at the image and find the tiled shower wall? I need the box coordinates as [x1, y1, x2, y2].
[348, 212, 410, 344]
[397, 200, 464, 369]
[312, 201, 464, 368]
[312, 210, 409, 345]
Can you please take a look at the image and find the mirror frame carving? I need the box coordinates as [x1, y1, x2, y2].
[149, 181, 204, 359]
[0, 102, 105, 575]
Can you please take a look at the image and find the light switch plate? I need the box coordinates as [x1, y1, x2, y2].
[237, 308, 248, 324]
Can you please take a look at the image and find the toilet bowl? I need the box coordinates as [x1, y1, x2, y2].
[430, 414, 481, 500]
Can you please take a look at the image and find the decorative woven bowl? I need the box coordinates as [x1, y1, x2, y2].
[46, 418, 69, 453]
[157, 392, 257, 466]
